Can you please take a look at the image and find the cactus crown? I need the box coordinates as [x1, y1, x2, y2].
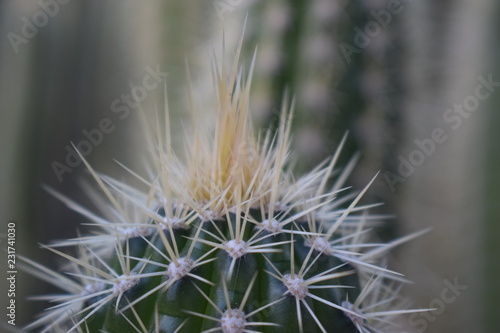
[24, 40, 427, 333]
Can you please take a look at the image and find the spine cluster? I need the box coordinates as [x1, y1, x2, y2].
[24, 43, 426, 333]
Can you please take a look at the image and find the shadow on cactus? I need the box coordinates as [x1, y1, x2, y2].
[23, 41, 429, 333]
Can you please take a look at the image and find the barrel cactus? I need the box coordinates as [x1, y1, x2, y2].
[24, 42, 426, 333]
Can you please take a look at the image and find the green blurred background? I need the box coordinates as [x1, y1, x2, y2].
[0, 0, 498, 332]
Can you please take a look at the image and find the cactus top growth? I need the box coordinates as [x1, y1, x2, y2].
[24, 39, 428, 333]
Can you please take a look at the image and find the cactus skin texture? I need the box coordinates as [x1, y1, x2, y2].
[25, 41, 427, 333]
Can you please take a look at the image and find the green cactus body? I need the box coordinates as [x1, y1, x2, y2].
[77, 208, 361, 333]
[24, 42, 426, 333]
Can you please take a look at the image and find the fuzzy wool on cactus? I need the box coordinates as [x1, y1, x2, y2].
[24, 40, 428, 333]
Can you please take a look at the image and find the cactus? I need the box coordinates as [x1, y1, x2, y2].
[24, 40, 426, 333]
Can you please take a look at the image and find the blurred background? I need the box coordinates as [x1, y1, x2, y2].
[0, 0, 498, 332]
